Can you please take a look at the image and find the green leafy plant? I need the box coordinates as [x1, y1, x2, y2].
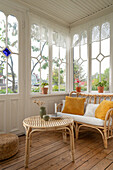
[41, 82, 49, 88]
[96, 80, 107, 87]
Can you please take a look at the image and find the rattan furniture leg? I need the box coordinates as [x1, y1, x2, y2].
[23, 116, 75, 168]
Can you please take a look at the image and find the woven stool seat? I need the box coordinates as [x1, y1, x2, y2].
[0, 133, 19, 160]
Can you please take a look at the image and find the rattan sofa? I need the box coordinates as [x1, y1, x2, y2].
[57, 91, 113, 148]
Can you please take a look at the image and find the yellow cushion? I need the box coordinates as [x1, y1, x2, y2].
[62, 96, 86, 115]
[95, 100, 113, 120]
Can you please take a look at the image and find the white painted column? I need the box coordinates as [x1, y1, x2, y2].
[110, 19, 113, 92]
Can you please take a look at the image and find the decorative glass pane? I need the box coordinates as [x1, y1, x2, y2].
[0, 53, 6, 94]
[101, 22, 110, 40]
[8, 54, 18, 93]
[92, 26, 100, 42]
[101, 57, 109, 91]
[73, 34, 79, 46]
[2, 47, 11, 57]
[31, 24, 40, 40]
[81, 44, 87, 60]
[52, 32, 58, 45]
[81, 31, 87, 45]
[31, 24, 40, 57]
[97, 54, 104, 62]
[60, 63, 66, 91]
[0, 11, 6, 49]
[8, 15, 18, 53]
[41, 26, 48, 41]
[74, 46, 79, 60]
[52, 63, 58, 91]
[92, 59, 99, 91]
[101, 38, 110, 56]
[92, 42, 99, 58]
[77, 58, 83, 65]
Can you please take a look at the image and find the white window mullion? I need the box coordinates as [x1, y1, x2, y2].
[6, 16, 8, 94]
[48, 29, 52, 94]
[99, 26, 101, 82]
[87, 30, 91, 92]
[99, 62, 101, 82]
[49, 44, 52, 94]
[39, 63, 41, 93]
[58, 47, 60, 91]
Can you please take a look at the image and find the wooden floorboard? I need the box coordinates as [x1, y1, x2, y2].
[0, 130, 113, 170]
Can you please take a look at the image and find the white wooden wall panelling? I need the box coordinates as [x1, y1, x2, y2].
[9, 99, 19, 133]
[0, 100, 6, 134]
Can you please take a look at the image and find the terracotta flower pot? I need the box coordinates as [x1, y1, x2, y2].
[76, 87, 81, 92]
[41, 87, 48, 94]
[98, 86, 104, 93]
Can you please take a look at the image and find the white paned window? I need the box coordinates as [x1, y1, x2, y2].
[72, 22, 110, 92]
[31, 24, 49, 93]
[91, 22, 110, 91]
[0, 11, 19, 94]
[31, 25, 67, 93]
[73, 31, 87, 91]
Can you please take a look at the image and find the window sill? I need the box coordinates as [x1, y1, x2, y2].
[81, 91, 111, 95]
[30, 92, 69, 98]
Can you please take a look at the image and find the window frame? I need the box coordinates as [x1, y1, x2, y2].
[0, 10, 19, 95]
[30, 19, 69, 95]
[72, 21, 112, 93]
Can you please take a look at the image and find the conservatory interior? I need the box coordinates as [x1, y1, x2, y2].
[1, 0, 113, 169]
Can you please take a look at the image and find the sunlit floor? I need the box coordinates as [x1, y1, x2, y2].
[0, 129, 113, 170]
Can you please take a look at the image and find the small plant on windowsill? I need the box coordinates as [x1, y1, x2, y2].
[75, 79, 81, 92]
[41, 82, 49, 94]
[96, 80, 107, 93]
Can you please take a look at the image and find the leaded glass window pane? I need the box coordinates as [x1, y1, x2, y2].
[8, 15, 18, 53]
[0, 11, 19, 94]
[31, 24, 49, 93]
[91, 22, 110, 91]
[0, 11, 6, 49]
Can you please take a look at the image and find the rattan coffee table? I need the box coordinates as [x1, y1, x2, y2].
[23, 115, 75, 168]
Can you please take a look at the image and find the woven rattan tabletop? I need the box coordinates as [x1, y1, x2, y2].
[23, 115, 73, 129]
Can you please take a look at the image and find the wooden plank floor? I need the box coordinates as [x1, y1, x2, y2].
[0, 129, 113, 170]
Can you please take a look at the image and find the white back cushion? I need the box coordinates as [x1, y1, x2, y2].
[84, 104, 99, 117]
[61, 100, 65, 112]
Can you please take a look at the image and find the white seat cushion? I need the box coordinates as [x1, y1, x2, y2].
[57, 112, 105, 126]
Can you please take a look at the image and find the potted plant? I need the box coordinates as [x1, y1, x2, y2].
[75, 79, 81, 92]
[96, 80, 107, 93]
[41, 82, 49, 94]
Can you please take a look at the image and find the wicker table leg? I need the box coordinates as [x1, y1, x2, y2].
[70, 123, 75, 162]
[62, 129, 67, 143]
[25, 127, 31, 168]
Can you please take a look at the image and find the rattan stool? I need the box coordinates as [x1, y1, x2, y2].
[0, 133, 19, 161]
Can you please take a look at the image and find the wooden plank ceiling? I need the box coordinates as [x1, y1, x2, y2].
[17, 0, 113, 27]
